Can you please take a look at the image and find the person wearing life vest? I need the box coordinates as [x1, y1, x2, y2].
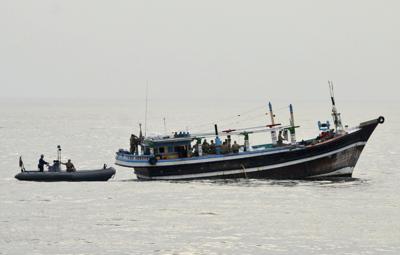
[61, 159, 76, 172]
[38, 155, 49, 172]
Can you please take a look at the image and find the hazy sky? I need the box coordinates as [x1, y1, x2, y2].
[1, 0, 399, 101]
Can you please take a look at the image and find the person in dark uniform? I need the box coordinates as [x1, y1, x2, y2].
[227, 135, 232, 153]
[202, 139, 210, 154]
[38, 155, 49, 172]
[130, 134, 139, 154]
[61, 159, 76, 172]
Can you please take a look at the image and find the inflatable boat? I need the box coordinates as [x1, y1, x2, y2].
[15, 167, 116, 182]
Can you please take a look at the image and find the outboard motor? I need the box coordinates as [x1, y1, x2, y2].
[49, 160, 62, 172]
[48, 145, 62, 172]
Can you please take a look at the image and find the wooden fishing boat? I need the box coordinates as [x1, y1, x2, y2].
[116, 84, 384, 180]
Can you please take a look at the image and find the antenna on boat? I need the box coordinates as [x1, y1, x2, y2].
[163, 117, 167, 135]
[57, 145, 62, 162]
[289, 104, 296, 144]
[138, 123, 144, 155]
[268, 102, 278, 144]
[144, 82, 149, 137]
[139, 123, 143, 140]
[328, 81, 344, 133]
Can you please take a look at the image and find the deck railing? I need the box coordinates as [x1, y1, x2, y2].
[116, 151, 150, 161]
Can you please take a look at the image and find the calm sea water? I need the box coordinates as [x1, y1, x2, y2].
[0, 98, 399, 254]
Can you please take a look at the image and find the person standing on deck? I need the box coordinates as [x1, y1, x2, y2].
[227, 135, 232, 153]
[38, 155, 49, 172]
[202, 139, 210, 154]
[232, 141, 240, 153]
[221, 141, 229, 154]
[193, 140, 200, 157]
[61, 159, 76, 172]
[209, 140, 216, 154]
[130, 134, 139, 154]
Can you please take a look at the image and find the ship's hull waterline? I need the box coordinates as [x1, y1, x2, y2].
[116, 117, 383, 180]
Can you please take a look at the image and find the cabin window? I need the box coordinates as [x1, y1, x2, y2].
[174, 146, 188, 158]
[158, 147, 165, 154]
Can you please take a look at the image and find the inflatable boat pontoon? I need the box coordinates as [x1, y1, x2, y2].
[15, 167, 116, 182]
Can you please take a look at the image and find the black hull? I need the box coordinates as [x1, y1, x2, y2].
[132, 117, 383, 180]
[15, 168, 116, 182]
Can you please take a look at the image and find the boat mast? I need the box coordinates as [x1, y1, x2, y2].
[138, 123, 143, 154]
[214, 124, 222, 154]
[139, 123, 143, 139]
[268, 102, 278, 144]
[289, 104, 296, 144]
[57, 145, 61, 162]
[328, 81, 344, 134]
[163, 117, 167, 135]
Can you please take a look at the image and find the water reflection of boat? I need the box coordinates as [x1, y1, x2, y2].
[116, 84, 384, 180]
